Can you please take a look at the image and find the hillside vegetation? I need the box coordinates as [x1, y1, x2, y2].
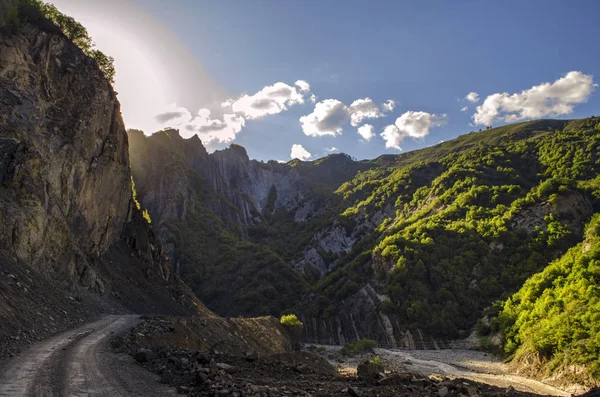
[130, 118, 600, 350]
[3, 0, 115, 83]
[496, 214, 600, 384]
[299, 117, 599, 336]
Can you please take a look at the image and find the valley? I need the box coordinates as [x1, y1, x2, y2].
[0, 0, 599, 395]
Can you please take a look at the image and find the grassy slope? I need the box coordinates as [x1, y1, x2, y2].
[495, 214, 600, 385]
[298, 117, 600, 338]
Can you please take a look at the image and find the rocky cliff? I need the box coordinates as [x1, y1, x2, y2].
[128, 129, 304, 246]
[127, 129, 335, 315]
[0, 1, 210, 358]
[0, 13, 131, 273]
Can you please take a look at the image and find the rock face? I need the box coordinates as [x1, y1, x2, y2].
[128, 130, 303, 235]
[300, 284, 453, 348]
[510, 191, 593, 236]
[0, 5, 209, 358]
[0, 19, 131, 272]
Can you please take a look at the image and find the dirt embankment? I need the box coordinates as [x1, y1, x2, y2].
[117, 318, 589, 397]
[117, 315, 294, 357]
[507, 352, 599, 394]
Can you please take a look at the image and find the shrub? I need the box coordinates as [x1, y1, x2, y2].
[280, 314, 303, 330]
[142, 209, 152, 224]
[379, 299, 396, 314]
[369, 356, 383, 365]
[315, 346, 326, 353]
[131, 176, 151, 224]
[10, 0, 115, 84]
[340, 339, 378, 356]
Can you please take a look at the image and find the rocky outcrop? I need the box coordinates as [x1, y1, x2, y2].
[0, 19, 131, 270]
[511, 191, 593, 236]
[299, 284, 463, 348]
[0, 6, 207, 358]
[209, 145, 302, 219]
[128, 131, 304, 235]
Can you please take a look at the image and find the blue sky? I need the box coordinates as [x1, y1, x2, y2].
[54, 0, 600, 161]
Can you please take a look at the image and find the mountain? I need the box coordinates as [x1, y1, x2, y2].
[296, 118, 599, 343]
[0, 0, 210, 358]
[127, 128, 373, 315]
[3, 0, 599, 385]
[130, 118, 600, 352]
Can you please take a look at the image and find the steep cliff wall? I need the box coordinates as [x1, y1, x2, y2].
[127, 130, 311, 316]
[0, 15, 131, 271]
[0, 4, 210, 359]
[128, 130, 303, 233]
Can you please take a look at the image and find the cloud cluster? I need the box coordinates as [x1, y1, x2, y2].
[381, 111, 447, 150]
[299, 99, 350, 137]
[300, 97, 393, 137]
[349, 98, 384, 126]
[291, 144, 312, 160]
[465, 92, 480, 103]
[357, 124, 375, 141]
[154, 80, 313, 143]
[382, 99, 396, 112]
[186, 109, 245, 143]
[473, 71, 596, 126]
[228, 81, 309, 120]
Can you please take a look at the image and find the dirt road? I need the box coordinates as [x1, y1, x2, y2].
[0, 315, 175, 397]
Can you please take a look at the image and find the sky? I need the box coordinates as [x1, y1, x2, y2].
[51, 0, 600, 162]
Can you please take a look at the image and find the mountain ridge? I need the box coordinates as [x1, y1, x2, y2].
[128, 118, 599, 347]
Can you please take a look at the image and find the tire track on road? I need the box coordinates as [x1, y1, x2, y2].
[0, 315, 175, 397]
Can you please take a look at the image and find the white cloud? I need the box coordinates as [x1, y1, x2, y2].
[473, 71, 596, 126]
[185, 108, 245, 143]
[349, 97, 384, 127]
[230, 82, 309, 120]
[460, 106, 469, 112]
[153, 105, 244, 143]
[290, 144, 312, 160]
[381, 111, 447, 150]
[300, 97, 388, 137]
[357, 124, 375, 141]
[382, 99, 396, 112]
[466, 92, 480, 103]
[153, 80, 315, 145]
[325, 146, 338, 152]
[309, 94, 317, 103]
[295, 80, 310, 92]
[299, 99, 351, 137]
[381, 125, 403, 150]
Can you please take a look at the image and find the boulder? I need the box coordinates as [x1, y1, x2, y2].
[347, 386, 361, 396]
[438, 386, 449, 397]
[160, 370, 173, 384]
[216, 363, 237, 373]
[133, 348, 154, 363]
[357, 360, 384, 380]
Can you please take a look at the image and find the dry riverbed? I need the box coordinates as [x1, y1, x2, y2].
[315, 345, 580, 396]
